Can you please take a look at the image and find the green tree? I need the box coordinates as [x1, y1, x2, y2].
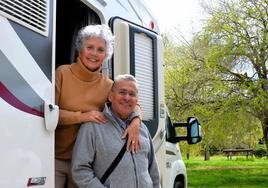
[164, 33, 262, 158]
[164, 0, 268, 156]
[202, 0, 268, 149]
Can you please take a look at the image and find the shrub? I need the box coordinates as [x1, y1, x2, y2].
[253, 145, 267, 158]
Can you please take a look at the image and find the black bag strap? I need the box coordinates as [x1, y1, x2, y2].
[100, 140, 127, 184]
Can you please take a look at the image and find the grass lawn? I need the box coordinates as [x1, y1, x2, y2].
[185, 156, 268, 188]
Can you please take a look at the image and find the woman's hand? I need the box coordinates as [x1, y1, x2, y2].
[80, 111, 107, 124]
[122, 117, 141, 153]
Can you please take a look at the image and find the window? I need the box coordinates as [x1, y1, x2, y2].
[0, 0, 49, 36]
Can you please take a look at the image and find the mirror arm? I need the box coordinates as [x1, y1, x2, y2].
[168, 136, 189, 143]
[173, 122, 188, 128]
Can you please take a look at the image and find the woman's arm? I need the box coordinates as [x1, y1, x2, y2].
[58, 110, 107, 126]
[55, 67, 106, 126]
[122, 104, 142, 153]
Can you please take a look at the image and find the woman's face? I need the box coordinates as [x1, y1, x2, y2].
[79, 36, 106, 72]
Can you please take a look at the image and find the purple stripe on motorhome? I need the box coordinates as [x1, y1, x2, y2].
[0, 82, 44, 117]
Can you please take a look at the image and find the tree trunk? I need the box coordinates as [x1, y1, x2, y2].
[204, 147, 210, 161]
[262, 109, 268, 151]
[187, 153, 190, 159]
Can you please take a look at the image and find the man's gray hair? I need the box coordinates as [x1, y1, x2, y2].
[112, 74, 139, 92]
[75, 24, 114, 60]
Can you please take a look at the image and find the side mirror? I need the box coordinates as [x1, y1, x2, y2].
[165, 115, 202, 144]
[187, 117, 202, 144]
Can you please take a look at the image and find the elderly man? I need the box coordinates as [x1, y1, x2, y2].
[71, 74, 160, 188]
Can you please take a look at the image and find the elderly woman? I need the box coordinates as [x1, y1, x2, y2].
[55, 25, 141, 188]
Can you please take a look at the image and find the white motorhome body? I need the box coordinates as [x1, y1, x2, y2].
[0, 0, 201, 187]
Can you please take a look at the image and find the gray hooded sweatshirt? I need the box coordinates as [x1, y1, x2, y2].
[71, 103, 160, 188]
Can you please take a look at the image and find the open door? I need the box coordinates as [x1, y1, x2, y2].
[0, 0, 57, 187]
[55, 0, 101, 68]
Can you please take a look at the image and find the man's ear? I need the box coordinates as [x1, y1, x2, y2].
[108, 91, 113, 102]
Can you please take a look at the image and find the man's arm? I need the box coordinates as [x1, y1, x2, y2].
[147, 130, 160, 188]
[71, 124, 106, 188]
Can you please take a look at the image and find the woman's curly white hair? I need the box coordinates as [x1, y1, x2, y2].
[75, 24, 115, 60]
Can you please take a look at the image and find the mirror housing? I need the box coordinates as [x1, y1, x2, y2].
[166, 115, 202, 144]
[186, 117, 202, 144]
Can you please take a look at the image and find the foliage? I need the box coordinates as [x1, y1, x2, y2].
[201, 0, 268, 148]
[253, 144, 268, 158]
[163, 0, 268, 155]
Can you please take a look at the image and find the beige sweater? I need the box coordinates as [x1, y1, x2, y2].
[55, 58, 113, 159]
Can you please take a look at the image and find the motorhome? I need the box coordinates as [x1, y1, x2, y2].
[0, 0, 201, 187]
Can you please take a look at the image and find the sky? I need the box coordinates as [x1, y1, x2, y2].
[144, 0, 256, 76]
[144, 0, 206, 40]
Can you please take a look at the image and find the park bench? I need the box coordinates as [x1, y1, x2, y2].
[223, 149, 253, 160]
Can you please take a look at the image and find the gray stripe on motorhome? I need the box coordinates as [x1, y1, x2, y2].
[9, 0, 54, 81]
[0, 50, 44, 113]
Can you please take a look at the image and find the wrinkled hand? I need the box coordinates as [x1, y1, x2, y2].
[122, 117, 141, 153]
[80, 111, 107, 124]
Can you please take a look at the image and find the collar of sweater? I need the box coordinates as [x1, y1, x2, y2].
[103, 103, 134, 129]
[70, 57, 101, 82]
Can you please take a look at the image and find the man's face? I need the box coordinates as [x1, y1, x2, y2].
[109, 80, 138, 120]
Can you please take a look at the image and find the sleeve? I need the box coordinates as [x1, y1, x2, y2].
[55, 67, 62, 106]
[58, 109, 82, 125]
[147, 131, 160, 188]
[71, 124, 106, 188]
[134, 104, 142, 120]
[128, 105, 142, 122]
[55, 67, 82, 126]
